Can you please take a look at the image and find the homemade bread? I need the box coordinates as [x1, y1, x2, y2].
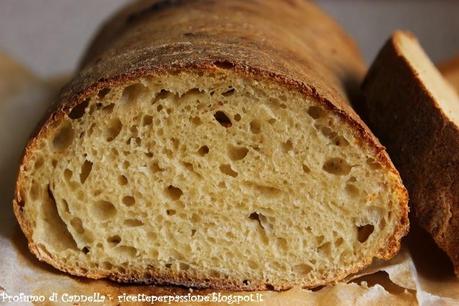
[361, 31, 459, 276]
[14, 0, 408, 290]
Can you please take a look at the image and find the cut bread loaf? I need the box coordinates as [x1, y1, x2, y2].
[361, 31, 459, 276]
[13, 0, 408, 290]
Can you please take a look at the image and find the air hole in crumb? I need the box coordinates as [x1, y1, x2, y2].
[307, 106, 326, 119]
[179, 263, 190, 270]
[30, 181, 40, 200]
[302, 164, 311, 173]
[250, 120, 261, 134]
[282, 139, 293, 153]
[345, 183, 360, 198]
[228, 145, 249, 161]
[219, 164, 238, 177]
[64, 169, 73, 181]
[245, 182, 281, 197]
[197, 145, 209, 156]
[70, 217, 84, 234]
[335, 237, 344, 247]
[367, 158, 382, 170]
[62, 200, 70, 213]
[334, 136, 350, 146]
[122, 196, 136, 206]
[68, 99, 89, 119]
[268, 118, 276, 125]
[357, 224, 374, 243]
[116, 246, 137, 258]
[319, 242, 332, 256]
[92, 200, 117, 220]
[107, 235, 121, 246]
[80, 160, 93, 184]
[222, 87, 235, 96]
[249, 212, 268, 229]
[323, 158, 352, 175]
[242, 280, 250, 286]
[124, 219, 144, 227]
[150, 161, 163, 173]
[122, 83, 146, 105]
[293, 263, 312, 275]
[191, 116, 202, 126]
[171, 138, 180, 150]
[82, 247, 90, 254]
[103, 103, 115, 113]
[214, 111, 232, 127]
[234, 113, 241, 121]
[105, 118, 122, 141]
[154, 89, 171, 102]
[157, 104, 163, 112]
[166, 209, 176, 216]
[191, 214, 201, 223]
[118, 175, 128, 185]
[52, 123, 74, 151]
[248, 260, 259, 269]
[98, 88, 110, 98]
[142, 115, 153, 126]
[165, 185, 183, 200]
[191, 229, 197, 237]
[214, 60, 235, 69]
[277, 238, 288, 251]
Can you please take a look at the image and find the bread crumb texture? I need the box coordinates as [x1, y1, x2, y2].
[17, 71, 404, 290]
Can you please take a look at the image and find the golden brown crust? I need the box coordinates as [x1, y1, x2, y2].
[13, 0, 409, 290]
[361, 31, 459, 276]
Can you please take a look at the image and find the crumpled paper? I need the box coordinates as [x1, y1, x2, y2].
[0, 52, 458, 306]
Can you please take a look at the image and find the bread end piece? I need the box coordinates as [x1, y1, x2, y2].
[362, 31, 459, 276]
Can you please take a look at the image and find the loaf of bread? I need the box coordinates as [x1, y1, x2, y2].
[14, 0, 408, 290]
[361, 31, 459, 275]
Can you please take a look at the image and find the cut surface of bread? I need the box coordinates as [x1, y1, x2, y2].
[361, 31, 459, 276]
[14, 0, 408, 290]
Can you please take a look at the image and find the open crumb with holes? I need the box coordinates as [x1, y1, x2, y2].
[13, 0, 408, 291]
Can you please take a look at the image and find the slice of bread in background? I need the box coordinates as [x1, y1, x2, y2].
[439, 55, 459, 93]
[13, 0, 408, 290]
[361, 31, 459, 276]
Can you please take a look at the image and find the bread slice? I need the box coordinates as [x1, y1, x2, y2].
[361, 31, 459, 276]
[439, 55, 459, 93]
[13, 0, 408, 290]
